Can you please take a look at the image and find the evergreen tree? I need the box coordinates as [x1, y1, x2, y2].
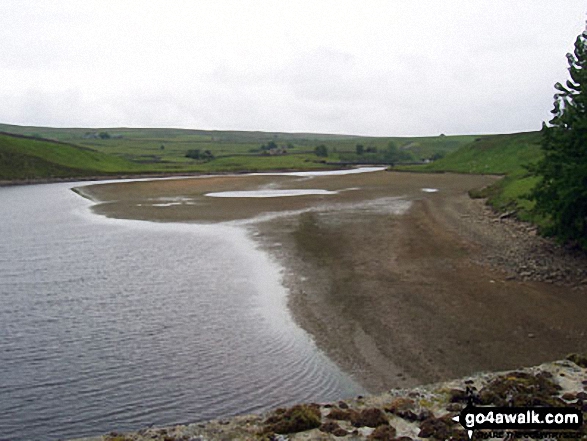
[530, 29, 587, 249]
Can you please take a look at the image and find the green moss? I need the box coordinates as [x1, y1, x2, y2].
[326, 407, 353, 421]
[104, 433, 134, 441]
[418, 414, 467, 441]
[350, 408, 389, 428]
[418, 398, 435, 409]
[567, 353, 587, 368]
[478, 371, 564, 407]
[262, 404, 322, 434]
[319, 420, 349, 436]
[368, 424, 397, 440]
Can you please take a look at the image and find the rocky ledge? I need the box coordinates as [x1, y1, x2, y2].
[72, 355, 587, 441]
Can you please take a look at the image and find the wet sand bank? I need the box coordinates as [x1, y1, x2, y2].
[77, 170, 587, 393]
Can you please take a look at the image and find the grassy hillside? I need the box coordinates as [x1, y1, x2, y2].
[0, 123, 475, 168]
[401, 131, 543, 221]
[415, 132, 541, 174]
[0, 132, 147, 180]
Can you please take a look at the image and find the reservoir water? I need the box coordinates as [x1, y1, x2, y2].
[0, 180, 363, 441]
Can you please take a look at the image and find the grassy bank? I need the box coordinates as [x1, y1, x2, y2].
[398, 131, 543, 222]
[0, 132, 149, 181]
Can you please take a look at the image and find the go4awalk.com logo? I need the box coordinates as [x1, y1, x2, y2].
[452, 405, 583, 439]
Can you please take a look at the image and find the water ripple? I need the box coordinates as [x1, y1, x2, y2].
[0, 182, 363, 441]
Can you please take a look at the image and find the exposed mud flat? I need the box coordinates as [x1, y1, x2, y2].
[254, 181, 587, 393]
[77, 170, 491, 224]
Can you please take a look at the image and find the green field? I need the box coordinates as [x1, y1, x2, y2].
[0, 123, 478, 180]
[0, 124, 474, 171]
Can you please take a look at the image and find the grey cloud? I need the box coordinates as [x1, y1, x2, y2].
[0, 0, 585, 136]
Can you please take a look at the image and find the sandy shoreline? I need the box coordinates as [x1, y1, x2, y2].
[256, 187, 587, 394]
[77, 170, 587, 394]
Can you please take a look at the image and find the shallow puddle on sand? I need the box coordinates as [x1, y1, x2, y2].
[205, 189, 340, 198]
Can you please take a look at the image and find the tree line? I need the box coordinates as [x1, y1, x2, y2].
[530, 28, 587, 250]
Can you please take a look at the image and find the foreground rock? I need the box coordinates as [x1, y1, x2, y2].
[71, 356, 587, 441]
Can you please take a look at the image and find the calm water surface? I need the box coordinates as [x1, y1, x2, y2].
[0, 181, 362, 441]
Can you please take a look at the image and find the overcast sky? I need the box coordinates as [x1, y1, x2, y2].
[0, 1, 585, 136]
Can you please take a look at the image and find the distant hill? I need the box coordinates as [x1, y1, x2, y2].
[0, 123, 478, 179]
[0, 132, 144, 181]
[0, 123, 365, 143]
